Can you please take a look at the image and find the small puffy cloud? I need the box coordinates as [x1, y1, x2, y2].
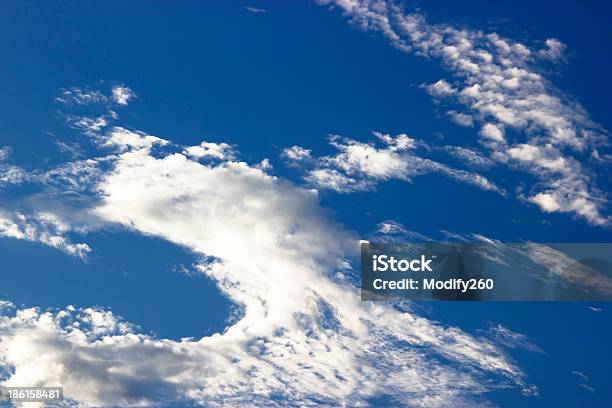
[529, 192, 561, 213]
[372, 220, 432, 242]
[103, 127, 168, 152]
[183, 141, 236, 160]
[507, 144, 568, 172]
[538, 38, 567, 61]
[0, 300, 13, 310]
[0, 147, 12, 161]
[373, 131, 416, 150]
[322, 135, 411, 180]
[426, 79, 456, 97]
[479, 123, 505, 143]
[111, 85, 136, 106]
[377, 220, 408, 235]
[256, 158, 273, 171]
[590, 150, 612, 164]
[448, 111, 474, 127]
[282, 145, 312, 161]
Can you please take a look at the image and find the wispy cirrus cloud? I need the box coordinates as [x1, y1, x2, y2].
[55, 87, 107, 106]
[443, 146, 495, 169]
[244, 6, 267, 14]
[288, 131, 504, 194]
[56, 84, 135, 107]
[0, 210, 91, 258]
[572, 370, 596, 393]
[0, 85, 143, 257]
[486, 324, 543, 354]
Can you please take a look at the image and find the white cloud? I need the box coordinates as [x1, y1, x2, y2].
[103, 127, 168, 152]
[373, 131, 416, 150]
[55, 87, 107, 105]
[320, 0, 610, 225]
[300, 132, 503, 194]
[56, 85, 135, 108]
[0, 147, 12, 161]
[487, 324, 542, 353]
[479, 123, 505, 143]
[373, 220, 432, 243]
[0, 210, 91, 258]
[507, 144, 567, 172]
[538, 38, 567, 61]
[0, 127, 530, 406]
[448, 111, 474, 127]
[530, 192, 561, 212]
[67, 115, 109, 136]
[55, 85, 135, 148]
[111, 85, 136, 106]
[244, 6, 267, 13]
[571, 370, 589, 382]
[0, 165, 27, 187]
[426, 79, 456, 97]
[255, 158, 273, 171]
[183, 141, 236, 160]
[322, 134, 412, 179]
[571, 370, 595, 393]
[502, 143, 609, 224]
[444, 146, 494, 169]
[591, 149, 612, 164]
[282, 145, 312, 161]
[306, 167, 370, 192]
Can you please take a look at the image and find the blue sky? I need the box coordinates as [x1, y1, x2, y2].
[0, 1, 611, 407]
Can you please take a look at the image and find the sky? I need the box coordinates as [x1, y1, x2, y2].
[0, 1, 611, 407]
